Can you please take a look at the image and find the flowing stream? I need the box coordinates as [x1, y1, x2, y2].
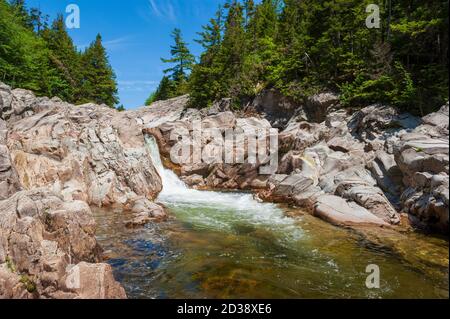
[93, 137, 449, 299]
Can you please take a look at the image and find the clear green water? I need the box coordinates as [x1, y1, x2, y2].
[92, 137, 449, 299]
[93, 203, 448, 299]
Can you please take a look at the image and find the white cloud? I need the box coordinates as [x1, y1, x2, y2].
[148, 0, 177, 22]
[77, 36, 133, 52]
[103, 36, 132, 51]
[118, 80, 158, 92]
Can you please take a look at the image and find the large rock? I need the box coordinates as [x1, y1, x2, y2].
[313, 194, 388, 227]
[0, 119, 21, 200]
[4, 90, 162, 209]
[250, 89, 297, 128]
[304, 92, 340, 123]
[63, 262, 126, 299]
[0, 189, 126, 299]
[132, 94, 191, 128]
[279, 121, 328, 154]
[394, 104, 449, 233]
[125, 199, 167, 228]
[147, 113, 274, 191]
[348, 104, 421, 152]
[421, 102, 449, 137]
[367, 150, 403, 200]
[334, 173, 400, 225]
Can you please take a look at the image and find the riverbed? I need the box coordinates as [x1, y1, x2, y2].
[92, 137, 449, 299]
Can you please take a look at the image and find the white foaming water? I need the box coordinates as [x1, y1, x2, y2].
[145, 136, 303, 240]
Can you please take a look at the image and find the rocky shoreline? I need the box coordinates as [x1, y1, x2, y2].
[1, 82, 448, 298]
[148, 93, 449, 233]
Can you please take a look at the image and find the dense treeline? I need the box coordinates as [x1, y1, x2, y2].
[150, 0, 448, 115]
[0, 0, 119, 107]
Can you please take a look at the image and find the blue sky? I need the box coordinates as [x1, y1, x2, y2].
[25, 0, 224, 109]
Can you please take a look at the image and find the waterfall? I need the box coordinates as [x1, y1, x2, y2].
[145, 135, 189, 198]
[145, 135, 303, 239]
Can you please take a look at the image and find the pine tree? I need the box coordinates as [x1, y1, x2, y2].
[161, 28, 195, 93]
[1, 0, 121, 108]
[188, 7, 224, 108]
[29, 7, 48, 34]
[0, 0, 49, 92]
[186, 0, 448, 114]
[9, 0, 32, 29]
[41, 15, 81, 103]
[80, 34, 119, 107]
[145, 76, 177, 104]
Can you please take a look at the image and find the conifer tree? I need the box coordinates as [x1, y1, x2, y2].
[0, 0, 48, 92]
[188, 7, 224, 108]
[41, 15, 81, 103]
[145, 76, 177, 104]
[81, 34, 118, 107]
[1, 0, 120, 107]
[161, 28, 195, 95]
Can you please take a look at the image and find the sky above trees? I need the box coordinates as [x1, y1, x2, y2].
[24, 0, 225, 109]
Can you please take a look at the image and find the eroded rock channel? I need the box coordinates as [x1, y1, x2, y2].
[1, 83, 448, 298]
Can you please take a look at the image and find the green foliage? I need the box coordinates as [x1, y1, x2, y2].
[41, 15, 81, 103]
[0, 0, 119, 107]
[158, 28, 195, 98]
[19, 274, 36, 293]
[0, 0, 49, 92]
[149, 28, 195, 104]
[80, 34, 118, 107]
[5, 257, 16, 273]
[340, 61, 417, 112]
[145, 76, 177, 105]
[183, 0, 448, 114]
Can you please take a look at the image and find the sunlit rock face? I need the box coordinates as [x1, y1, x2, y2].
[0, 188, 126, 299]
[0, 82, 176, 299]
[394, 103, 449, 233]
[0, 79, 448, 299]
[146, 93, 448, 233]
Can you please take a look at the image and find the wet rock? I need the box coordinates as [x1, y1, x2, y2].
[125, 199, 167, 228]
[182, 174, 206, 187]
[125, 213, 153, 229]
